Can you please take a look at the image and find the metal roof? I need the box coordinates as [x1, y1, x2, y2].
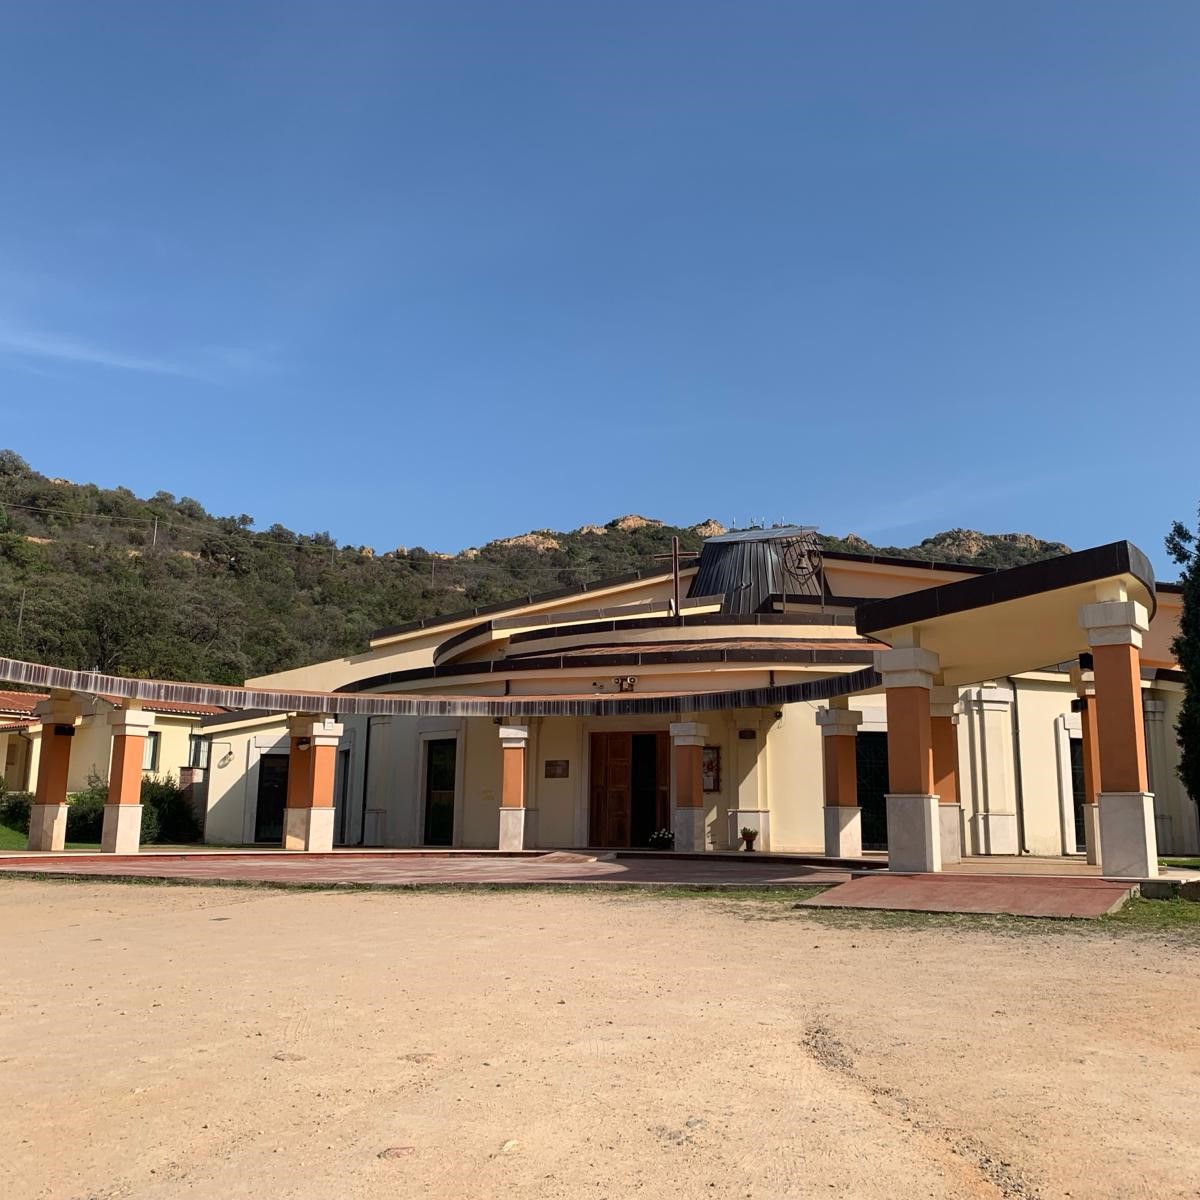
[687, 527, 823, 616]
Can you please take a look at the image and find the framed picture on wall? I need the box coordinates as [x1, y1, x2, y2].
[702, 745, 721, 792]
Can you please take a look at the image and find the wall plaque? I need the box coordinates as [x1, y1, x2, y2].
[544, 759, 570, 779]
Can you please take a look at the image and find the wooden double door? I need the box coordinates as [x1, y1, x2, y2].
[589, 732, 670, 848]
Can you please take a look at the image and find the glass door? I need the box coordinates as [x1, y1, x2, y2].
[255, 753, 289, 844]
[423, 738, 457, 846]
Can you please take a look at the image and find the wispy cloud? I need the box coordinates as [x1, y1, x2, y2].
[0, 320, 199, 378]
[0, 320, 286, 382]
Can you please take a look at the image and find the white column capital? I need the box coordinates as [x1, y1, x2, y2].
[816, 707, 863, 736]
[288, 715, 344, 746]
[1079, 600, 1149, 648]
[669, 721, 709, 747]
[499, 723, 530, 749]
[34, 698, 83, 727]
[874, 646, 940, 690]
[107, 706, 154, 737]
[1142, 699, 1167, 722]
[929, 685, 960, 719]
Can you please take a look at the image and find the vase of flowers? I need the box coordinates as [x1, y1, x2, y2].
[741, 826, 758, 851]
[647, 828, 675, 850]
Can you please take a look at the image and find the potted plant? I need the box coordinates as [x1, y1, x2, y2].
[647, 828, 675, 850]
[741, 826, 759, 851]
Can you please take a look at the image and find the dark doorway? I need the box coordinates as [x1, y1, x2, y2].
[630, 734, 661, 847]
[255, 753, 289, 844]
[1069, 738, 1087, 852]
[590, 732, 670, 847]
[336, 747, 352, 846]
[856, 732, 889, 851]
[423, 738, 457, 846]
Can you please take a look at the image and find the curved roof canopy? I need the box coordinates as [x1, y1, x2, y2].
[857, 541, 1155, 685]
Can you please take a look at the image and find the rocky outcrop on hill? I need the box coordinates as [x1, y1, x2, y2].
[491, 532, 562, 553]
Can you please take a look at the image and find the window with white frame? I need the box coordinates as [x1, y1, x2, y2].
[187, 733, 210, 769]
[142, 730, 161, 772]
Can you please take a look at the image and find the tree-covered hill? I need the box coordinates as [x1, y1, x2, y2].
[0, 450, 1068, 684]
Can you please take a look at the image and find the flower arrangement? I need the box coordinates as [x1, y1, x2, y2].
[740, 826, 759, 850]
[647, 828, 675, 849]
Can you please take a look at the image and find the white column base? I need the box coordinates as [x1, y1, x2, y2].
[823, 806, 861, 858]
[885, 794, 942, 873]
[938, 805, 962, 865]
[673, 807, 705, 852]
[1082, 803, 1100, 864]
[498, 807, 527, 851]
[27, 804, 68, 852]
[970, 811, 1019, 856]
[1098, 792, 1158, 878]
[101, 804, 143, 854]
[283, 807, 335, 852]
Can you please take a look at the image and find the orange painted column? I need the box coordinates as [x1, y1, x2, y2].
[929, 686, 962, 866]
[930, 717, 958, 807]
[28, 700, 78, 851]
[885, 687, 935, 795]
[1079, 598, 1156, 878]
[818, 705, 863, 858]
[284, 716, 344, 851]
[1091, 642, 1149, 795]
[1079, 695, 1101, 808]
[102, 708, 153, 854]
[498, 724, 529, 850]
[675, 743, 702, 809]
[669, 721, 708, 851]
[876, 646, 942, 873]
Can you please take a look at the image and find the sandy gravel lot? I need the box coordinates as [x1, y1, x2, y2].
[1, 881, 1197, 1200]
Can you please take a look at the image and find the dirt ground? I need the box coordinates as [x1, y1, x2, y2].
[2, 882, 1197, 1200]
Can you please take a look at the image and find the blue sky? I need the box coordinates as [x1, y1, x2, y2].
[1, 1, 1197, 574]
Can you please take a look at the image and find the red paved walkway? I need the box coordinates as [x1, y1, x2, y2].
[800, 872, 1134, 918]
[0, 850, 850, 889]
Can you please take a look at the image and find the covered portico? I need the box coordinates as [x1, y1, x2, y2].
[835, 541, 1160, 877]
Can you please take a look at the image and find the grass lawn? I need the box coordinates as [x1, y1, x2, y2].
[1162, 857, 1200, 870]
[0, 823, 99, 852]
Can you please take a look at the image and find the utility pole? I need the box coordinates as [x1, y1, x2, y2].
[15, 587, 26, 643]
[151, 516, 158, 549]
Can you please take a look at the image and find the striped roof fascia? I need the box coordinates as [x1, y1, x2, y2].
[0, 655, 879, 720]
[338, 645, 878, 695]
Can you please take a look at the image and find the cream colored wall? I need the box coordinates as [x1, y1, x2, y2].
[23, 710, 205, 795]
[1010, 679, 1076, 856]
[530, 716, 583, 847]
[1148, 686, 1199, 854]
[823, 559, 974, 599]
[764, 703, 826, 852]
[203, 716, 291, 844]
[1, 731, 33, 791]
[1143, 592, 1182, 670]
[63, 718, 113, 790]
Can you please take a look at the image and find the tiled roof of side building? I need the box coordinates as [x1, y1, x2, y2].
[0, 690, 47, 716]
